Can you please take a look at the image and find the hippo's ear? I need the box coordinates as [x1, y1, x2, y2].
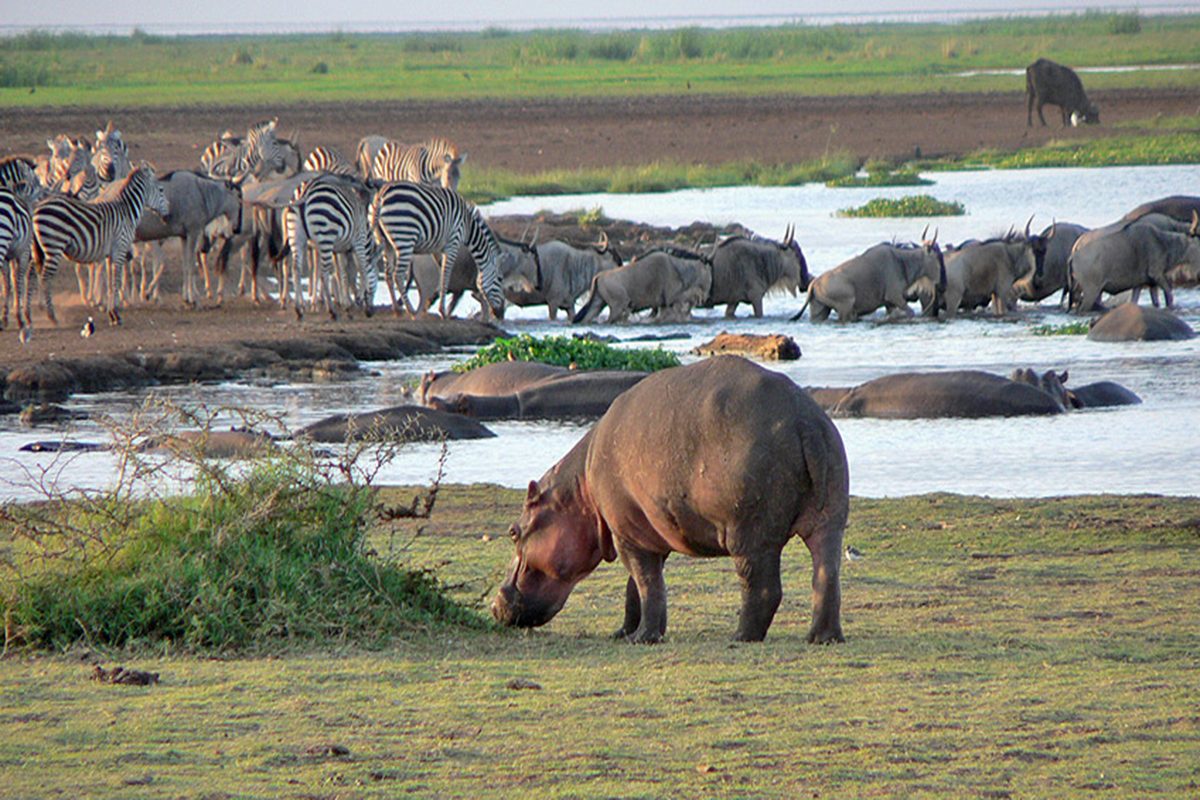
[1058, 370, 1069, 384]
[525, 480, 541, 506]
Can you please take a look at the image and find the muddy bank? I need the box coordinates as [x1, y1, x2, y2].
[1, 318, 505, 408]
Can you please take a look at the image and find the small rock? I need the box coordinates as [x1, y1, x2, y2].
[506, 678, 542, 691]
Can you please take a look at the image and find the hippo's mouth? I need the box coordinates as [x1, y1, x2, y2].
[491, 582, 564, 628]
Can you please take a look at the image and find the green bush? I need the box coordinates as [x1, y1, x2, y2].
[838, 194, 965, 217]
[454, 334, 681, 373]
[0, 413, 483, 654]
[1031, 321, 1091, 336]
[1108, 12, 1142, 34]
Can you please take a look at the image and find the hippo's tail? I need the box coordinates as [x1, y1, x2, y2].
[572, 277, 604, 324]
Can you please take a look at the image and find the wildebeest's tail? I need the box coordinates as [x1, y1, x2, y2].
[571, 276, 605, 324]
[1060, 254, 1075, 310]
[789, 296, 811, 322]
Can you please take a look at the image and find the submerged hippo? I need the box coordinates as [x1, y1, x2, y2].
[1009, 368, 1141, 409]
[830, 370, 1065, 419]
[428, 369, 648, 421]
[296, 405, 494, 442]
[1086, 303, 1196, 342]
[418, 361, 569, 406]
[492, 356, 849, 644]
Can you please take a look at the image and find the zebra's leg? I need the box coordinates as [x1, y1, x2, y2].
[317, 247, 338, 320]
[394, 251, 417, 317]
[40, 252, 60, 326]
[285, 210, 306, 319]
[0, 259, 11, 330]
[74, 263, 89, 306]
[438, 240, 462, 319]
[350, 238, 372, 315]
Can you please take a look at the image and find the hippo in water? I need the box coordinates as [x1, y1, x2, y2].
[829, 370, 1067, 418]
[491, 356, 850, 644]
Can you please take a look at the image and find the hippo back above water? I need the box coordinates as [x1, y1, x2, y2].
[492, 356, 849, 644]
[830, 370, 1066, 418]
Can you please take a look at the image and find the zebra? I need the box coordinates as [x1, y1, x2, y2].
[371, 140, 464, 190]
[91, 120, 131, 182]
[0, 156, 37, 189]
[203, 119, 287, 182]
[0, 184, 35, 331]
[355, 135, 390, 179]
[283, 173, 380, 318]
[302, 146, 356, 176]
[199, 129, 240, 175]
[421, 136, 466, 189]
[30, 163, 169, 327]
[368, 181, 504, 320]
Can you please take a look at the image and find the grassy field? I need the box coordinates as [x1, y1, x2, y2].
[2, 14, 1199, 108]
[2, 486, 1198, 798]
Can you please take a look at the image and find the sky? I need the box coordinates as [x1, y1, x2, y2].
[2, 0, 1169, 33]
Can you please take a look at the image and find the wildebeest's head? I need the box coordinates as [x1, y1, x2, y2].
[1070, 103, 1100, 126]
[920, 225, 946, 291]
[492, 479, 615, 629]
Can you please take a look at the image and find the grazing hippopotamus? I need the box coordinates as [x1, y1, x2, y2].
[830, 370, 1065, 419]
[428, 369, 648, 421]
[418, 361, 570, 406]
[491, 356, 849, 644]
[296, 405, 494, 442]
[1086, 303, 1196, 342]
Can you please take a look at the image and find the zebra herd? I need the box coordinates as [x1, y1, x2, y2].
[0, 117, 504, 338]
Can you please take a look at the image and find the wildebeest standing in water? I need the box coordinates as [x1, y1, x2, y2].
[1026, 58, 1099, 127]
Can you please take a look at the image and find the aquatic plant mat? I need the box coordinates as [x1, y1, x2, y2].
[1, 485, 1197, 797]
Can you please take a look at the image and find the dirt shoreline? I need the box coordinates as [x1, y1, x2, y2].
[3, 88, 1198, 172]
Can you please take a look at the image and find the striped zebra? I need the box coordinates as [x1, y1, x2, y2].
[283, 173, 379, 318]
[371, 140, 465, 190]
[91, 120, 131, 182]
[1, 184, 35, 331]
[369, 181, 504, 319]
[203, 119, 287, 182]
[302, 146, 356, 176]
[355, 135, 389, 180]
[0, 156, 37, 189]
[30, 163, 169, 327]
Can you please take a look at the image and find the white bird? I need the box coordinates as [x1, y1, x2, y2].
[845, 545, 865, 562]
[80, 317, 95, 338]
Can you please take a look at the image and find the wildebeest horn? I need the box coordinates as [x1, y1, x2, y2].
[1191, 210, 1199, 236]
[920, 224, 929, 242]
[597, 230, 609, 251]
[1049, 218, 1057, 238]
[519, 221, 531, 243]
[1024, 215, 1034, 239]
[785, 223, 795, 247]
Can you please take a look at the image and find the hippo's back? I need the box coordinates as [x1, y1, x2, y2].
[585, 356, 848, 550]
[832, 370, 1064, 418]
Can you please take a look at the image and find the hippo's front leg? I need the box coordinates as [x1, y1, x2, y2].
[617, 548, 668, 644]
[612, 576, 641, 640]
[732, 549, 783, 642]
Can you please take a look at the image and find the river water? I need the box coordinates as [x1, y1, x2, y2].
[2, 165, 1199, 501]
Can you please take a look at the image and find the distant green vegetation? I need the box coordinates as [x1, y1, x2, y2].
[826, 160, 934, 188]
[454, 334, 681, 373]
[2, 13, 1199, 106]
[838, 194, 966, 217]
[461, 155, 858, 203]
[1031, 320, 1092, 336]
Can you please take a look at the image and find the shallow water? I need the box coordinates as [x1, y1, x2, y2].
[3, 165, 1199, 501]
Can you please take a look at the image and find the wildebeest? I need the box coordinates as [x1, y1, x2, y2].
[1068, 212, 1200, 312]
[491, 356, 849, 644]
[1012, 222, 1088, 302]
[131, 170, 244, 307]
[500, 234, 623, 320]
[938, 225, 1046, 319]
[411, 236, 539, 317]
[572, 246, 713, 324]
[795, 232, 945, 322]
[1026, 58, 1099, 127]
[701, 225, 811, 318]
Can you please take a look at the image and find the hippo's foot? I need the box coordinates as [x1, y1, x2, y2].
[623, 628, 663, 645]
[805, 625, 845, 645]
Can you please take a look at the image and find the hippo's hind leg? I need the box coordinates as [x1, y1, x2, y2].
[615, 547, 668, 644]
[802, 524, 845, 644]
[732, 548, 784, 642]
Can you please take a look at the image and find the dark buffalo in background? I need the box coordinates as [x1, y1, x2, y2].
[1026, 58, 1099, 127]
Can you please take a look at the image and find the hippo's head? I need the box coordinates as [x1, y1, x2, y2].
[492, 479, 615, 628]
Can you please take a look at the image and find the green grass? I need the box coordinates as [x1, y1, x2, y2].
[2, 14, 1200, 107]
[838, 194, 966, 217]
[826, 168, 934, 188]
[1, 489, 1197, 798]
[1031, 320, 1092, 336]
[459, 155, 859, 203]
[453, 334, 681, 373]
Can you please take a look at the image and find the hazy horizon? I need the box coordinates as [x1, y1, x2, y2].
[0, 0, 1182, 36]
